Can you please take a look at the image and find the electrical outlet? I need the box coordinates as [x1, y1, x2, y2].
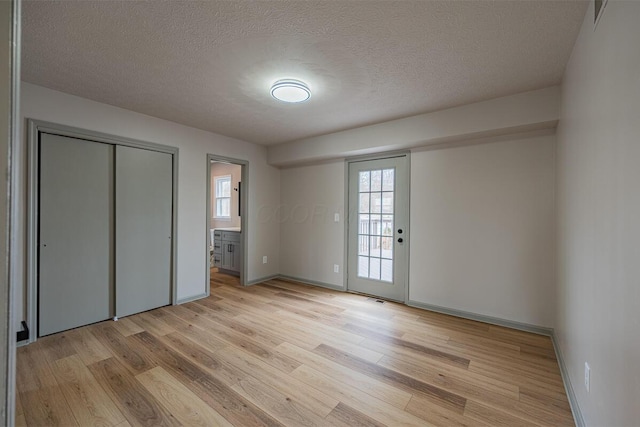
[584, 362, 590, 392]
[263, 256, 268, 264]
[333, 264, 339, 273]
[334, 213, 340, 222]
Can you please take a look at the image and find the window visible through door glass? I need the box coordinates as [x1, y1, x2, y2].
[357, 169, 394, 282]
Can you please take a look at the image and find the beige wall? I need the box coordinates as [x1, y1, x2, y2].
[556, 1, 640, 425]
[409, 133, 556, 327]
[210, 162, 242, 230]
[17, 83, 281, 325]
[279, 133, 557, 327]
[268, 86, 560, 166]
[279, 161, 345, 287]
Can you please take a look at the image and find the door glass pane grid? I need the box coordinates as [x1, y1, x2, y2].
[357, 168, 394, 282]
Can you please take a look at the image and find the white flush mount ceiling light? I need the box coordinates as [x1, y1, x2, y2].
[270, 79, 311, 103]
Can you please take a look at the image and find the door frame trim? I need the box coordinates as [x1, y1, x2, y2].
[2, 0, 21, 425]
[344, 151, 411, 303]
[27, 119, 180, 343]
[206, 154, 249, 289]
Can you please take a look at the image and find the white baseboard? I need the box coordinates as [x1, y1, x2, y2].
[276, 275, 345, 291]
[407, 299, 553, 336]
[551, 331, 585, 427]
[246, 274, 280, 286]
[176, 292, 208, 304]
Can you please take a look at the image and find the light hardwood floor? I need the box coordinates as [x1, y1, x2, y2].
[16, 272, 574, 426]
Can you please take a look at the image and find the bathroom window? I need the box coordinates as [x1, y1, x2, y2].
[214, 175, 231, 219]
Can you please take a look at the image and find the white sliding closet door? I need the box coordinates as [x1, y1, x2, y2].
[39, 133, 113, 336]
[115, 145, 172, 318]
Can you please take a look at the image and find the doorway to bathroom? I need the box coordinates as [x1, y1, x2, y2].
[206, 155, 248, 290]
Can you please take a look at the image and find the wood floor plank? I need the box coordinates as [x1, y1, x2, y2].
[17, 273, 575, 427]
[380, 354, 570, 425]
[405, 394, 490, 427]
[190, 374, 284, 427]
[236, 309, 371, 358]
[234, 313, 325, 350]
[15, 387, 24, 416]
[136, 366, 233, 427]
[129, 331, 207, 382]
[468, 359, 566, 391]
[265, 291, 348, 320]
[290, 363, 431, 426]
[51, 354, 126, 426]
[269, 308, 392, 362]
[324, 402, 386, 427]
[157, 331, 244, 387]
[518, 388, 573, 419]
[67, 327, 114, 366]
[314, 343, 468, 414]
[15, 413, 27, 427]
[216, 346, 340, 418]
[88, 357, 180, 427]
[215, 294, 280, 317]
[129, 311, 176, 337]
[20, 386, 79, 427]
[267, 299, 338, 324]
[212, 285, 275, 306]
[263, 279, 343, 301]
[189, 300, 285, 349]
[378, 355, 520, 400]
[277, 342, 412, 410]
[39, 331, 77, 362]
[487, 325, 555, 349]
[231, 375, 329, 426]
[174, 303, 302, 374]
[443, 335, 559, 371]
[111, 317, 145, 337]
[190, 296, 239, 317]
[343, 322, 470, 368]
[519, 382, 572, 402]
[463, 400, 539, 427]
[273, 291, 346, 316]
[140, 316, 283, 426]
[153, 307, 230, 351]
[90, 323, 158, 375]
[16, 343, 58, 393]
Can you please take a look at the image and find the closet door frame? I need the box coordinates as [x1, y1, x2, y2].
[26, 119, 179, 344]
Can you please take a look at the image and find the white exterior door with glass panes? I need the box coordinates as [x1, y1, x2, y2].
[347, 156, 409, 301]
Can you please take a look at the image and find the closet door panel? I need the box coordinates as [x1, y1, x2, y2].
[115, 146, 172, 318]
[39, 133, 113, 336]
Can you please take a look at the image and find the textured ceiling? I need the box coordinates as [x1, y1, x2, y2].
[22, 1, 587, 146]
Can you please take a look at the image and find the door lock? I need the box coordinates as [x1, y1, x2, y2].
[398, 238, 403, 243]
[397, 229, 403, 234]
